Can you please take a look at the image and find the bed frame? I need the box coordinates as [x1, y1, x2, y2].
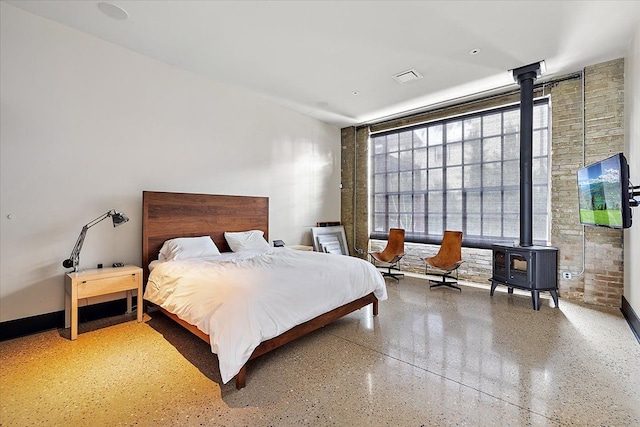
[142, 191, 378, 389]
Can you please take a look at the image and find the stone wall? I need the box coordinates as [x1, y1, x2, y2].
[342, 59, 626, 307]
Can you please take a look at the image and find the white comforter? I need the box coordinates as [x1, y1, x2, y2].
[144, 248, 387, 383]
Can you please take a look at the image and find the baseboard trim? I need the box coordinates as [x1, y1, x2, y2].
[5, 295, 637, 344]
[621, 295, 640, 345]
[0, 297, 139, 342]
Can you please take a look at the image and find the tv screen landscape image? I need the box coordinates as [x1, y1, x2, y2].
[577, 153, 631, 229]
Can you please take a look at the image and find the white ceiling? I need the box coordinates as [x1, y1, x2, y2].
[7, 0, 640, 128]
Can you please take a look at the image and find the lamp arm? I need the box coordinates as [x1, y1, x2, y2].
[66, 225, 89, 268]
[63, 210, 115, 272]
[84, 210, 116, 229]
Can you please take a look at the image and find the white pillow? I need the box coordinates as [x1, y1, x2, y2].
[224, 230, 270, 252]
[158, 236, 221, 261]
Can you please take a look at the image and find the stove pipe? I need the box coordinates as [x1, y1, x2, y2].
[512, 61, 544, 247]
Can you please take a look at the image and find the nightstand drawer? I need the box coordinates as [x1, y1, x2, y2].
[77, 273, 139, 299]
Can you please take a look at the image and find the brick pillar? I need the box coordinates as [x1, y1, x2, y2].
[341, 126, 369, 259]
[340, 127, 355, 256]
[582, 59, 625, 306]
[549, 75, 586, 299]
[550, 58, 625, 306]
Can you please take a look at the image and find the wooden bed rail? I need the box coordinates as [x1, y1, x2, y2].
[159, 292, 378, 389]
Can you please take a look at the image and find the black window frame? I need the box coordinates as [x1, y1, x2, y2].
[369, 99, 550, 249]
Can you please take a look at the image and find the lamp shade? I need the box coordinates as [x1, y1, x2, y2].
[111, 211, 129, 227]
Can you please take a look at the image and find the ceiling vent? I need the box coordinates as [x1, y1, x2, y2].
[393, 69, 423, 84]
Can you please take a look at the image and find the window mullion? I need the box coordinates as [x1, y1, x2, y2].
[501, 111, 505, 239]
[442, 125, 448, 231]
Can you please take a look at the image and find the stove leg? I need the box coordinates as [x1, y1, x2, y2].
[490, 282, 498, 296]
[550, 290, 559, 308]
[532, 290, 540, 310]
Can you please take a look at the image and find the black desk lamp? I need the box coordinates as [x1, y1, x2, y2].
[62, 209, 129, 272]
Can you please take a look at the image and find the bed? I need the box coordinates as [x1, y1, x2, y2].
[142, 191, 387, 389]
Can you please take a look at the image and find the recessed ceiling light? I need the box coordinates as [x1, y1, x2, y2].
[352, 90, 360, 96]
[393, 69, 423, 84]
[98, 2, 129, 20]
[469, 48, 481, 55]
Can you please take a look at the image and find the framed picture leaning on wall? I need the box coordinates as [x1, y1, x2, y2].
[311, 226, 348, 255]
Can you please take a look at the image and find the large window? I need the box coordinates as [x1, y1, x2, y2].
[370, 100, 550, 248]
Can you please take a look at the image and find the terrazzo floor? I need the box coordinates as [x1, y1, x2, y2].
[1, 275, 639, 426]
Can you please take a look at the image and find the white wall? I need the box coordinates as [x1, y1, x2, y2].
[0, 4, 341, 322]
[624, 20, 640, 315]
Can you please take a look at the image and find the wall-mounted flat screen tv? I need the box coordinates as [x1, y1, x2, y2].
[577, 153, 631, 228]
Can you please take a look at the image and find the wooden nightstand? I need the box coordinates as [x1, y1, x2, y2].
[64, 265, 143, 340]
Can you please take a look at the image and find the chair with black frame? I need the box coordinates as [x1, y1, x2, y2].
[369, 228, 405, 281]
[424, 230, 464, 291]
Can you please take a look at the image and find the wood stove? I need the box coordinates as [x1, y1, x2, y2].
[489, 61, 559, 310]
[490, 244, 558, 310]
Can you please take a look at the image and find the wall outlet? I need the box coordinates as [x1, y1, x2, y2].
[562, 271, 572, 279]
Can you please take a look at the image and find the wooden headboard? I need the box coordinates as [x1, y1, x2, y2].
[142, 191, 269, 282]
